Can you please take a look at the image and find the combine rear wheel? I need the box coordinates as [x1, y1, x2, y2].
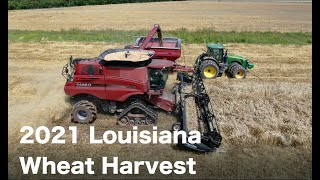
[199, 60, 219, 79]
[71, 100, 97, 124]
[228, 63, 247, 79]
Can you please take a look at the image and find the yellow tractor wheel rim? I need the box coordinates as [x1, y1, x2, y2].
[203, 66, 217, 78]
[235, 69, 245, 78]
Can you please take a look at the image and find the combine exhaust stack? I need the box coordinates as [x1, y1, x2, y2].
[173, 72, 222, 152]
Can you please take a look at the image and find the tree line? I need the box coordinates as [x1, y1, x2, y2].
[8, 0, 184, 10]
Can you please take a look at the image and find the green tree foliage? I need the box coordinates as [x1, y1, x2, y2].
[8, 0, 184, 10]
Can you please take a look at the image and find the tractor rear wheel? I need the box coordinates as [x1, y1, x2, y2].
[228, 63, 247, 79]
[199, 60, 219, 79]
[71, 100, 97, 124]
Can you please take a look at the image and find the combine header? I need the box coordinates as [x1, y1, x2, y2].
[172, 71, 222, 152]
[62, 49, 221, 152]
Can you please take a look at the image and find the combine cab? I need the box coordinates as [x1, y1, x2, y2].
[62, 48, 221, 152]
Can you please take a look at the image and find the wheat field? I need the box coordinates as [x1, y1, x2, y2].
[8, 1, 311, 32]
[8, 0, 312, 178]
[8, 41, 311, 179]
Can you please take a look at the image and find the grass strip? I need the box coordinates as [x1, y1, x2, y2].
[8, 29, 312, 45]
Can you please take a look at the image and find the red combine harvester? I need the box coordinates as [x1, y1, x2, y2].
[62, 49, 222, 152]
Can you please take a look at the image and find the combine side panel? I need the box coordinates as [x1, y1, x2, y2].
[64, 60, 106, 99]
[148, 92, 176, 112]
[103, 66, 149, 102]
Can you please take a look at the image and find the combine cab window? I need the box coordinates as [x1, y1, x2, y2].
[149, 69, 166, 90]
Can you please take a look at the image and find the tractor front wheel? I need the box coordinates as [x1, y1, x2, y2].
[71, 100, 97, 124]
[199, 60, 219, 79]
[228, 63, 247, 79]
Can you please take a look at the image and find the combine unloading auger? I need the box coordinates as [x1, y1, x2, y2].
[172, 71, 222, 153]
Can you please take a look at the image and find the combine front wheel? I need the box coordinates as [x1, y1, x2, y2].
[199, 60, 219, 79]
[71, 100, 97, 124]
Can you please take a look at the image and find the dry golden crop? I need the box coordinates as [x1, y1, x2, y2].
[8, 1, 311, 32]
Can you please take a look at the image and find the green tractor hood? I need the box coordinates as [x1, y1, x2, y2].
[227, 53, 254, 69]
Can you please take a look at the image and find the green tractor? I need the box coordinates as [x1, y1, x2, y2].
[196, 44, 254, 79]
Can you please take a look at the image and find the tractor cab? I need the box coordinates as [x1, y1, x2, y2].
[206, 43, 227, 64]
